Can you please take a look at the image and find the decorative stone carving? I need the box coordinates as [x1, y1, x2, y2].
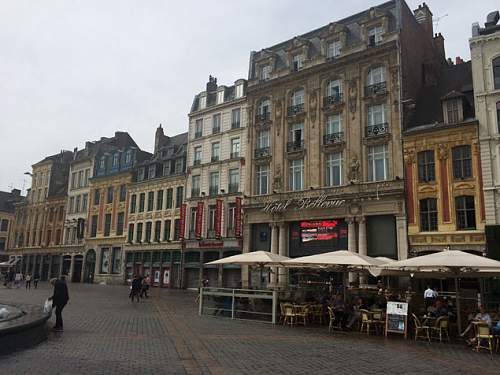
[309, 90, 318, 123]
[348, 80, 357, 119]
[349, 203, 361, 216]
[348, 155, 360, 183]
[437, 144, 448, 160]
[403, 148, 415, 164]
[273, 164, 282, 190]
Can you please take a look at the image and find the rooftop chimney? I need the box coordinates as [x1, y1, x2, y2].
[206, 75, 218, 93]
[413, 3, 434, 40]
[433, 33, 446, 63]
[11, 189, 20, 196]
[154, 124, 165, 155]
[455, 56, 464, 65]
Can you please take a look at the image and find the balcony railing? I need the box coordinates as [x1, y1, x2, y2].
[194, 131, 202, 139]
[287, 103, 305, 117]
[193, 159, 201, 166]
[364, 81, 387, 96]
[323, 132, 344, 145]
[323, 93, 343, 107]
[228, 183, 239, 194]
[209, 186, 219, 197]
[254, 147, 270, 158]
[230, 152, 240, 159]
[231, 121, 240, 129]
[255, 112, 271, 123]
[366, 123, 389, 137]
[211, 156, 219, 163]
[212, 127, 220, 134]
[287, 140, 305, 153]
[191, 188, 200, 198]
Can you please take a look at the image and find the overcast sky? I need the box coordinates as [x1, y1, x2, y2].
[1, 0, 497, 193]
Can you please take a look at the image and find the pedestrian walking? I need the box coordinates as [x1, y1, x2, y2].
[34, 274, 39, 289]
[129, 275, 141, 302]
[14, 272, 22, 288]
[48, 276, 69, 332]
[25, 274, 32, 290]
[140, 274, 150, 299]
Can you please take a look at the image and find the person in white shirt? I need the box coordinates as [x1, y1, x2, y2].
[424, 286, 436, 308]
[461, 305, 492, 343]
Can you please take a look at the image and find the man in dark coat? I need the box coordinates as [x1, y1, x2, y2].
[130, 275, 141, 302]
[49, 276, 69, 331]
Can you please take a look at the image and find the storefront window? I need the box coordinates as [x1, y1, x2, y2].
[111, 247, 121, 274]
[100, 248, 110, 274]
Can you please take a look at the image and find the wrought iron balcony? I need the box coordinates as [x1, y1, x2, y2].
[209, 186, 219, 197]
[194, 131, 202, 139]
[323, 132, 344, 145]
[212, 126, 220, 134]
[366, 123, 389, 137]
[255, 112, 271, 123]
[231, 121, 240, 129]
[364, 81, 387, 96]
[323, 93, 343, 107]
[230, 152, 240, 159]
[191, 188, 200, 198]
[193, 159, 201, 166]
[287, 140, 305, 153]
[287, 103, 305, 117]
[211, 156, 219, 163]
[254, 147, 270, 158]
[228, 183, 239, 194]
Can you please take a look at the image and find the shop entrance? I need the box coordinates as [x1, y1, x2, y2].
[72, 255, 83, 282]
[83, 249, 96, 283]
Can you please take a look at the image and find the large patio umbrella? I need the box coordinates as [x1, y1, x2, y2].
[206, 251, 290, 289]
[282, 250, 386, 269]
[373, 250, 500, 334]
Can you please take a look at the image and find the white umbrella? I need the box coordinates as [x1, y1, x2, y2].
[373, 250, 500, 334]
[205, 251, 290, 266]
[282, 250, 386, 269]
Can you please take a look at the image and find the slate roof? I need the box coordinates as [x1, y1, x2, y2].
[0, 190, 24, 214]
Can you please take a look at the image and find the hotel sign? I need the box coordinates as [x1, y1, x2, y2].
[262, 194, 346, 214]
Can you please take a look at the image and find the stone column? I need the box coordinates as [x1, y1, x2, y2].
[270, 224, 279, 288]
[199, 251, 204, 288]
[241, 223, 251, 289]
[68, 254, 75, 281]
[47, 255, 53, 279]
[358, 217, 368, 285]
[278, 222, 288, 288]
[396, 215, 408, 260]
[347, 217, 357, 284]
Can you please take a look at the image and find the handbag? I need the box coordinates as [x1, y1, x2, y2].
[43, 299, 53, 316]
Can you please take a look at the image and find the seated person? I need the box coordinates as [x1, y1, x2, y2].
[430, 299, 448, 318]
[346, 297, 367, 329]
[331, 294, 347, 327]
[460, 305, 492, 340]
[492, 320, 500, 336]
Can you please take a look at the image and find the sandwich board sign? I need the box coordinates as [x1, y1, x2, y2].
[385, 301, 408, 339]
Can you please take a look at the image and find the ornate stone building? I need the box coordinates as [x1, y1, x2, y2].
[243, 1, 444, 287]
[85, 132, 150, 284]
[184, 76, 247, 288]
[8, 151, 73, 280]
[404, 61, 485, 254]
[470, 11, 500, 258]
[0, 189, 23, 261]
[124, 126, 187, 288]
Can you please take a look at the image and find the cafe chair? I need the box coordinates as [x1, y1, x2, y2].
[310, 304, 324, 325]
[327, 306, 341, 333]
[430, 316, 450, 343]
[412, 313, 430, 342]
[475, 323, 494, 358]
[279, 303, 286, 324]
[371, 310, 385, 335]
[360, 309, 376, 335]
[294, 304, 309, 326]
[282, 303, 296, 327]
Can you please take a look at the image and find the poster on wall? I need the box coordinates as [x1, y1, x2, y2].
[163, 269, 170, 286]
[235, 197, 242, 238]
[154, 270, 160, 284]
[215, 199, 222, 239]
[195, 201, 204, 239]
[100, 248, 110, 273]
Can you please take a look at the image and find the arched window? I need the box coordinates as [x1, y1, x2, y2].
[367, 66, 385, 85]
[493, 57, 500, 90]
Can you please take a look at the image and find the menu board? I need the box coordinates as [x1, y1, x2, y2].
[385, 302, 408, 338]
[300, 220, 339, 242]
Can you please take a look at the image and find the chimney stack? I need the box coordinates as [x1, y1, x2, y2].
[413, 3, 434, 40]
[433, 33, 446, 62]
[206, 75, 218, 93]
[154, 124, 165, 155]
[455, 56, 464, 65]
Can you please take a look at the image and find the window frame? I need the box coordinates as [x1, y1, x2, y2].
[325, 152, 342, 187]
[417, 150, 435, 183]
[419, 198, 438, 232]
[455, 195, 476, 230]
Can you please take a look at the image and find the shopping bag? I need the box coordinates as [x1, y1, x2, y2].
[43, 299, 53, 316]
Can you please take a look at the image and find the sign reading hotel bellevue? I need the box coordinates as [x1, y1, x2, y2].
[195, 201, 204, 239]
[262, 194, 346, 214]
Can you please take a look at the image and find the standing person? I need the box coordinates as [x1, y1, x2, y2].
[14, 272, 22, 288]
[25, 274, 32, 290]
[33, 273, 39, 289]
[140, 274, 150, 299]
[48, 276, 69, 332]
[424, 285, 435, 308]
[130, 275, 141, 302]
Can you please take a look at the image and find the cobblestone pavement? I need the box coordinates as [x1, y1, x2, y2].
[1, 283, 499, 374]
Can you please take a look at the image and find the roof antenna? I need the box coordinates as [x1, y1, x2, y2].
[433, 14, 448, 30]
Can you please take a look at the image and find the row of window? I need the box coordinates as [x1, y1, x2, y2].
[194, 108, 241, 139]
[137, 158, 185, 182]
[68, 194, 89, 214]
[198, 83, 245, 110]
[419, 196, 476, 231]
[187, 202, 238, 238]
[255, 145, 388, 194]
[70, 168, 91, 190]
[417, 145, 473, 183]
[0, 219, 8, 232]
[32, 171, 50, 189]
[93, 185, 127, 206]
[129, 186, 184, 214]
[258, 25, 384, 78]
[89, 212, 125, 238]
[96, 150, 134, 176]
[127, 219, 181, 243]
[193, 138, 241, 165]
[191, 169, 240, 197]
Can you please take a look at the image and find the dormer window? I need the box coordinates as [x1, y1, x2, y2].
[137, 167, 145, 182]
[368, 25, 383, 46]
[112, 153, 119, 168]
[124, 150, 132, 165]
[292, 54, 304, 71]
[199, 95, 207, 109]
[99, 156, 106, 170]
[148, 165, 156, 179]
[216, 90, 225, 105]
[327, 41, 341, 59]
[235, 84, 244, 98]
[445, 99, 461, 124]
[260, 65, 270, 80]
